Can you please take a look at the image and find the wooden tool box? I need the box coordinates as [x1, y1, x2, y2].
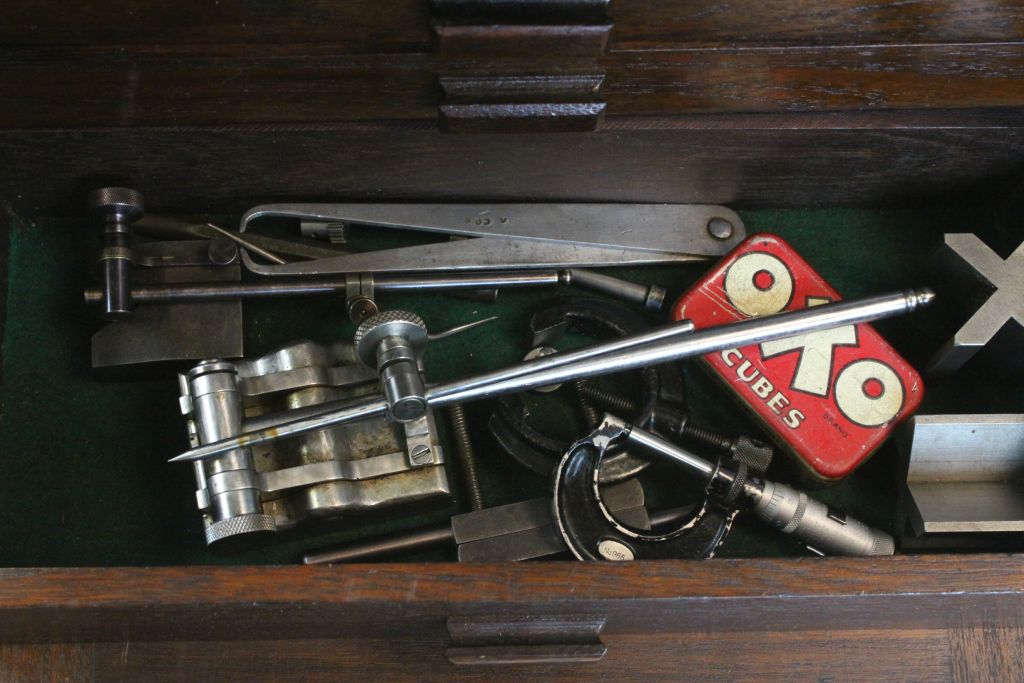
[2, 2, 1024, 680]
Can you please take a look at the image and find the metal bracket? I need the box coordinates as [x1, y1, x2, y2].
[902, 414, 1024, 535]
[91, 240, 244, 371]
[258, 443, 445, 494]
[403, 415, 439, 467]
[454, 478, 649, 562]
[345, 272, 377, 323]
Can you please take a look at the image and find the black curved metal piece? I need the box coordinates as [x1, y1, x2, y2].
[489, 296, 686, 481]
[553, 436, 735, 561]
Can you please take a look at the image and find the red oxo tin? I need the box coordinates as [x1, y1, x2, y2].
[671, 233, 923, 481]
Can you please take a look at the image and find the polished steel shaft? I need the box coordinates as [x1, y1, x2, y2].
[85, 271, 565, 304]
[171, 318, 698, 463]
[169, 289, 933, 464]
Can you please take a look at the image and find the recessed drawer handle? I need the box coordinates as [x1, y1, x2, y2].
[445, 615, 607, 665]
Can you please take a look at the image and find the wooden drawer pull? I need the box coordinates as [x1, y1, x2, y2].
[445, 615, 607, 665]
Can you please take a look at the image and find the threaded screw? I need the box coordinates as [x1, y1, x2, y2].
[579, 385, 738, 453]
[574, 380, 602, 428]
[679, 423, 732, 451]
[577, 383, 640, 415]
[448, 404, 484, 511]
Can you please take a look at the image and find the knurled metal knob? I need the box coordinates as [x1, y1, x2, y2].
[354, 310, 430, 422]
[89, 187, 144, 320]
[205, 513, 277, 545]
[354, 310, 428, 366]
[88, 186, 145, 222]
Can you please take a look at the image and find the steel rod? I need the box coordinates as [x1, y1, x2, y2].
[173, 319, 698, 463]
[567, 269, 664, 311]
[303, 523, 456, 564]
[236, 319, 694, 433]
[170, 289, 933, 464]
[424, 289, 932, 407]
[623, 424, 717, 478]
[205, 222, 288, 265]
[85, 271, 566, 304]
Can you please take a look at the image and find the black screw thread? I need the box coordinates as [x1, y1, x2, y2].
[579, 385, 744, 459]
[574, 380, 602, 427]
[448, 404, 484, 511]
[577, 383, 639, 415]
[679, 422, 733, 452]
[581, 385, 736, 452]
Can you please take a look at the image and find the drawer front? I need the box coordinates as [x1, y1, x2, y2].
[2, 1, 1024, 129]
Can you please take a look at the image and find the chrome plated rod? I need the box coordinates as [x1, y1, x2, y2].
[170, 289, 933, 464]
[172, 319, 698, 463]
[236, 318, 694, 434]
[621, 421, 717, 478]
[424, 289, 933, 407]
[303, 523, 456, 564]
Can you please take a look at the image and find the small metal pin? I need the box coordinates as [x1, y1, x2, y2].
[707, 217, 735, 241]
[205, 223, 288, 265]
[428, 316, 500, 341]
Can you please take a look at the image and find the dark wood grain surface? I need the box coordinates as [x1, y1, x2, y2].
[3, 115, 1021, 213]
[3, 43, 1023, 128]
[606, 44, 1024, 114]
[1, 0, 1020, 49]
[1, 559, 1024, 678]
[1, 1, 1023, 679]
[7, 628, 1021, 682]
[0, 0, 432, 51]
[611, 0, 1024, 49]
[2, 555, 1023, 644]
[0, 47, 439, 128]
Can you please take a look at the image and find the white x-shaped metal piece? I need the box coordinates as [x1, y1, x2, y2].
[929, 234, 1024, 375]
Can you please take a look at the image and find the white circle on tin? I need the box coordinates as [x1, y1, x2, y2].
[723, 252, 794, 317]
[597, 539, 636, 561]
[833, 359, 904, 428]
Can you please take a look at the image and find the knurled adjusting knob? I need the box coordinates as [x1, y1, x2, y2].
[354, 310, 428, 364]
[88, 187, 144, 320]
[354, 310, 430, 423]
[88, 186, 145, 223]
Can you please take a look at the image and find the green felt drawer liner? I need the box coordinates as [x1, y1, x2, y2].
[0, 204, 1019, 566]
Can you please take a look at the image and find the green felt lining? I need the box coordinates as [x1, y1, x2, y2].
[1, 205, 1018, 566]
